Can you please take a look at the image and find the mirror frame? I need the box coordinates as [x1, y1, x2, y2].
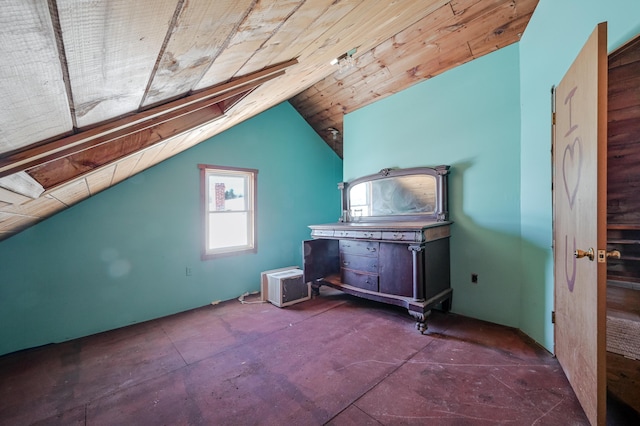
[339, 165, 450, 223]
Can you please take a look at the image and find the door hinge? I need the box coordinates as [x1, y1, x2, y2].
[551, 85, 556, 125]
[551, 311, 556, 324]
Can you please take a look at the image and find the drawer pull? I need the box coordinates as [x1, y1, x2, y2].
[367, 247, 377, 252]
[393, 233, 405, 240]
[343, 261, 349, 266]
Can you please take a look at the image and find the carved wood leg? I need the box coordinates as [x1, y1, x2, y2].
[310, 280, 322, 297]
[408, 310, 429, 334]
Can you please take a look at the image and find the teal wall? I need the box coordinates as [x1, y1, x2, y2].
[345, 0, 640, 352]
[0, 102, 342, 356]
[2, 1, 640, 357]
[519, 0, 640, 350]
[345, 43, 524, 329]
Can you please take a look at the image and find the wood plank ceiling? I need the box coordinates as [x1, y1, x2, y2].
[0, 0, 538, 241]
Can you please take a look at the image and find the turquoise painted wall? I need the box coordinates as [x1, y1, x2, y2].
[2, 1, 639, 357]
[345, 0, 640, 352]
[0, 102, 343, 356]
[345, 44, 524, 329]
[519, 0, 640, 350]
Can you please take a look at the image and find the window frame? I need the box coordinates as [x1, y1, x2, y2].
[199, 164, 258, 260]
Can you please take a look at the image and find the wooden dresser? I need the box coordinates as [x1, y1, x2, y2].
[303, 166, 452, 333]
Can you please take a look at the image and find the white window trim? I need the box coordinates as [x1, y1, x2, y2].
[199, 164, 258, 259]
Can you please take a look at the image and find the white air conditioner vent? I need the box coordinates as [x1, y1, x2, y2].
[266, 269, 310, 307]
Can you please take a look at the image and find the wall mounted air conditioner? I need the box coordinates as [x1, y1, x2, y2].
[266, 269, 310, 307]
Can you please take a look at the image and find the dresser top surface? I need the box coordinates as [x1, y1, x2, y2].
[309, 221, 451, 232]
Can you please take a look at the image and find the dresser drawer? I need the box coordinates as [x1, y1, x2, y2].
[340, 253, 378, 273]
[354, 230, 382, 239]
[341, 270, 378, 291]
[334, 229, 356, 238]
[311, 229, 334, 238]
[339, 240, 379, 256]
[381, 230, 419, 242]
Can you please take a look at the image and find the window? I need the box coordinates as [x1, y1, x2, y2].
[199, 164, 257, 259]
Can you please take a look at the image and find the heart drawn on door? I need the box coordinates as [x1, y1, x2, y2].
[565, 234, 577, 292]
[562, 136, 582, 210]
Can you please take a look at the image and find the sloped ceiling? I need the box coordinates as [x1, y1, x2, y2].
[0, 0, 538, 241]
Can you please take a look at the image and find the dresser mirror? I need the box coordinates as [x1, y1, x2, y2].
[340, 165, 450, 223]
[348, 174, 436, 218]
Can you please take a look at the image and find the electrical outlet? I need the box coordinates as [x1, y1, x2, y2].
[186, 267, 192, 276]
[471, 273, 478, 284]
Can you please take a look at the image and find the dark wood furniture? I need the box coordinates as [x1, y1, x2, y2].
[303, 166, 452, 333]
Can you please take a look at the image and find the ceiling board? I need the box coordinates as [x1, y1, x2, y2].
[0, 194, 65, 219]
[129, 142, 169, 176]
[147, 136, 187, 167]
[142, 0, 254, 107]
[236, 0, 360, 76]
[111, 152, 144, 186]
[0, 211, 40, 236]
[466, 2, 529, 56]
[47, 179, 90, 207]
[0, 187, 31, 205]
[195, 0, 304, 89]
[0, 1, 72, 152]
[86, 164, 117, 196]
[58, 0, 179, 127]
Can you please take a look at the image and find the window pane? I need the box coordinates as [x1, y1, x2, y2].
[208, 212, 248, 250]
[349, 182, 370, 217]
[200, 164, 257, 258]
[208, 175, 247, 212]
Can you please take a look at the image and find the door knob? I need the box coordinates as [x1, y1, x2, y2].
[606, 250, 621, 259]
[575, 248, 594, 261]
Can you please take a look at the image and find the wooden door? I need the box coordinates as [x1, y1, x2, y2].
[553, 23, 607, 426]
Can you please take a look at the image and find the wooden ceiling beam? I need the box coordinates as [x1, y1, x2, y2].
[0, 59, 297, 179]
[27, 103, 223, 189]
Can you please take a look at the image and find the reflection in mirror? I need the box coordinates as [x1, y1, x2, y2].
[349, 175, 437, 218]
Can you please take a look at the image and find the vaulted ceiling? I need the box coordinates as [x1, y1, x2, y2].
[0, 0, 538, 241]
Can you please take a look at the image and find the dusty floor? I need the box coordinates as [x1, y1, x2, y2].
[0, 287, 633, 425]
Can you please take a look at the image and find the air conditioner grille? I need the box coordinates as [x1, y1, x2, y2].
[266, 269, 310, 307]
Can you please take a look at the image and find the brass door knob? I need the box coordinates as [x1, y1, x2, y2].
[575, 248, 594, 261]
[606, 250, 621, 259]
